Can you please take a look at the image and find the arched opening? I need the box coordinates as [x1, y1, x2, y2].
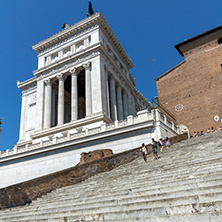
[218, 37, 222, 44]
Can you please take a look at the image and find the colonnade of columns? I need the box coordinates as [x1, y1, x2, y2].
[108, 75, 129, 121]
[43, 62, 92, 129]
[43, 62, 131, 130]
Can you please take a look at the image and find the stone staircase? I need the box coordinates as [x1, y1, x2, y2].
[0, 131, 222, 222]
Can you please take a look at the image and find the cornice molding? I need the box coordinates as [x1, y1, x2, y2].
[17, 77, 37, 91]
[98, 13, 134, 70]
[32, 12, 133, 70]
[37, 50, 100, 81]
[18, 48, 100, 91]
[36, 24, 99, 57]
[33, 42, 101, 77]
[0, 117, 154, 163]
[32, 13, 100, 54]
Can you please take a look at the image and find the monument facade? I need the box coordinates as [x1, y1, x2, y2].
[0, 12, 179, 188]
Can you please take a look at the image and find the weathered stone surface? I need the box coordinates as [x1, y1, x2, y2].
[0, 147, 140, 209]
[0, 133, 187, 210]
[79, 149, 113, 165]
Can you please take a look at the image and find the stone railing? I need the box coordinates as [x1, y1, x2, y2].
[158, 110, 178, 132]
[0, 109, 179, 158]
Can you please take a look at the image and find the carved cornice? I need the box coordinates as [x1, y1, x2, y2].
[17, 77, 37, 91]
[36, 25, 98, 57]
[32, 12, 133, 70]
[135, 89, 152, 108]
[34, 49, 100, 82]
[33, 43, 101, 77]
[32, 13, 100, 54]
[98, 13, 134, 70]
[22, 86, 37, 95]
[18, 48, 99, 91]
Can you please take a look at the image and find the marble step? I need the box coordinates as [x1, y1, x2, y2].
[34, 178, 222, 208]
[24, 185, 222, 215]
[2, 155, 222, 214]
[2, 213, 222, 222]
[2, 175, 222, 218]
[42, 156, 222, 193]
[1, 199, 222, 221]
[36, 163, 222, 202]
[0, 132, 221, 221]
[1, 191, 222, 221]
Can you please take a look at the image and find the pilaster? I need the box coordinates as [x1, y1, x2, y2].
[19, 94, 27, 141]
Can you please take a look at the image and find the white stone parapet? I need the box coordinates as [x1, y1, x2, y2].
[0, 109, 179, 158]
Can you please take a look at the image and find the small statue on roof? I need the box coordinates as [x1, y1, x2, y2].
[86, 1, 94, 17]
[62, 23, 70, 29]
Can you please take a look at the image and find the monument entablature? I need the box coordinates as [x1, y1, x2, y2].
[33, 12, 133, 70]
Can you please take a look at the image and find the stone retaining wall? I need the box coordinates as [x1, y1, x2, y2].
[0, 133, 187, 209]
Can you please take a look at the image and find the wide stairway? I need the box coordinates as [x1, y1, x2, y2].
[0, 131, 222, 222]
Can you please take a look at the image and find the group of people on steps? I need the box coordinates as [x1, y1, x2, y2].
[140, 137, 171, 163]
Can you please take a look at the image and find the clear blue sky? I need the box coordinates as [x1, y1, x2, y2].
[0, 0, 222, 151]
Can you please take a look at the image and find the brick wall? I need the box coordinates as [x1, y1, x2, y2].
[156, 28, 222, 134]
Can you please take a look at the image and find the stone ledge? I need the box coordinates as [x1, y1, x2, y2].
[0, 113, 155, 162]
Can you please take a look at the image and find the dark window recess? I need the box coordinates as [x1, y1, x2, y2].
[218, 37, 222, 44]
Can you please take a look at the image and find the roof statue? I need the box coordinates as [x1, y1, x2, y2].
[61, 23, 70, 29]
[86, 1, 94, 17]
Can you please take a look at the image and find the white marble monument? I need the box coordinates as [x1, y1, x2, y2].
[0, 12, 179, 188]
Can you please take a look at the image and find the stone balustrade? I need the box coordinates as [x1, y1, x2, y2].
[0, 109, 179, 158]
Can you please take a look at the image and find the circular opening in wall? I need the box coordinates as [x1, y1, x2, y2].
[175, 104, 183, 112]
[189, 95, 191, 97]
[218, 37, 222, 44]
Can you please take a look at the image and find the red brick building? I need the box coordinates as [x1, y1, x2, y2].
[155, 25, 222, 134]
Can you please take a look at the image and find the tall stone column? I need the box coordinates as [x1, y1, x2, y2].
[104, 66, 110, 117]
[57, 73, 66, 125]
[117, 84, 123, 120]
[84, 62, 92, 116]
[36, 79, 45, 130]
[110, 76, 118, 121]
[128, 96, 132, 115]
[69, 68, 79, 121]
[123, 91, 129, 119]
[51, 84, 56, 127]
[19, 94, 26, 141]
[44, 79, 52, 129]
